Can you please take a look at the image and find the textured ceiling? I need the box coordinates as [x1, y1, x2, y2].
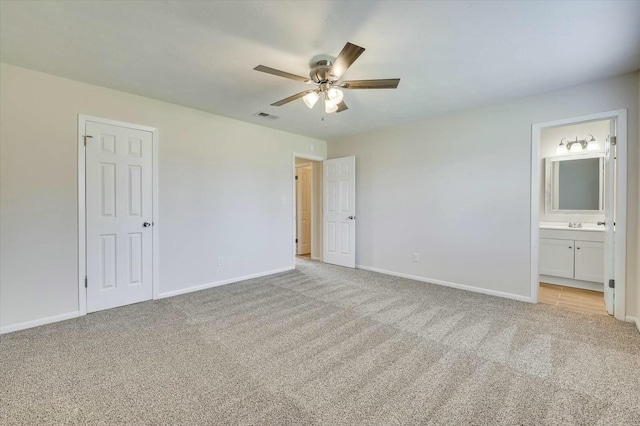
[1, 1, 639, 140]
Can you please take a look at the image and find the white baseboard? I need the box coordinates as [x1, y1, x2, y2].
[156, 266, 295, 299]
[355, 265, 531, 303]
[625, 316, 640, 333]
[1, 267, 295, 334]
[0, 311, 80, 335]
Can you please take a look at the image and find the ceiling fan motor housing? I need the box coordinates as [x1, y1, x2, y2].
[309, 58, 336, 83]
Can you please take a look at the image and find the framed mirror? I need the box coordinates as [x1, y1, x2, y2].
[545, 153, 604, 215]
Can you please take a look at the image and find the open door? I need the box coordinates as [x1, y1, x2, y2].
[323, 156, 356, 268]
[603, 121, 616, 315]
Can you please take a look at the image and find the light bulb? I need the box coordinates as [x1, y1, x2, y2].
[587, 139, 600, 151]
[556, 143, 568, 155]
[302, 91, 319, 109]
[325, 99, 338, 114]
[570, 143, 582, 153]
[327, 88, 344, 104]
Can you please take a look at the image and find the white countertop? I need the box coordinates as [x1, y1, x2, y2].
[539, 222, 604, 232]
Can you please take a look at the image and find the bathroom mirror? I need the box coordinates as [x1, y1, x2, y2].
[545, 153, 604, 214]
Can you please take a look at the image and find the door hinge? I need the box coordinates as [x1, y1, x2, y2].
[82, 135, 93, 146]
[610, 136, 617, 146]
[85, 276, 88, 288]
[295, 238, 298, 243]
[295, 175, 298, 180]
[608, 279, 615, 289]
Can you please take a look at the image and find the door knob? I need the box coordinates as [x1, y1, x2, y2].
[143, 222, 151, 227]
[347, 216, 355, 220]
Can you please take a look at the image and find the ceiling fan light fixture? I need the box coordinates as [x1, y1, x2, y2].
[325, 98, 338, 114]
[302, 91, 319, 109]
[327, 87, 344, 104]
[254, 42, 400, 113]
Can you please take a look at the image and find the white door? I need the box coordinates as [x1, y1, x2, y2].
[539, 238, 574, 279]
[296, 166, 312, 255]
[603, 125, 616, 315]
[323, 156, 356, 268]
[85, 121, 153, 313]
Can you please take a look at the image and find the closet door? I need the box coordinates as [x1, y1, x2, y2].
[539, 238, 574, 278]
[85, 120, 154, 313]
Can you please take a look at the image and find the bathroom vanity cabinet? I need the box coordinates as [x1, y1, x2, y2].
[539, 227, 604, 291]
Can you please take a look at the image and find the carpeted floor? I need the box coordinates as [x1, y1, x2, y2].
[1, 258, 639, 425]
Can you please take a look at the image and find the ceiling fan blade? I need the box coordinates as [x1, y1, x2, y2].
[254, 65, 312, 84]
[271, 90, 314, 106]
[336, 101, 348, 113]
[340, 79, 400, 89]
[328, 42, 365, 80]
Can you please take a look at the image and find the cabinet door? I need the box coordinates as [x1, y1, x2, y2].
[539, 238, 574, 278]
[574, 240, 604, 283]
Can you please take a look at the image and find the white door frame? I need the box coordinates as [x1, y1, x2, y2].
[292, 153, 324, 269]
[77, 115, 160, 316]
[530, 109, 627, 320]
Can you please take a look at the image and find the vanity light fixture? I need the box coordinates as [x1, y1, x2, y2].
[556, 141, 569, 155]
[586, 136, 600, 151]
[556, 134, 600, 155]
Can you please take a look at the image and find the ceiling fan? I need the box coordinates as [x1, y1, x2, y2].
[254, 42, 400, 114]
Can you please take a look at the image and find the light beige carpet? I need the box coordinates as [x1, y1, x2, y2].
[1, 258, 639, 425]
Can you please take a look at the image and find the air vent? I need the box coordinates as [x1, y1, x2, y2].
[254, 111, 279, 120]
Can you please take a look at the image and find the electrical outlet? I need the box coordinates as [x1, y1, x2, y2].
[412, 253, 420, 262]
[217, 256, 224, 267]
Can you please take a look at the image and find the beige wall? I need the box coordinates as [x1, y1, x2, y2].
[329, 72, 639, 318]
[0, 63, 327, 330]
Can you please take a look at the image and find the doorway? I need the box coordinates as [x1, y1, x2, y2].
[78, 115, 159, 315]
[531, 110, 627, 320]
[294, 156, 323, 263]
[292, 154, 357, 269]
[296, 163, 312, 258]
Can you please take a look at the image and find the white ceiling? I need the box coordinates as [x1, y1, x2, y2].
[1, 1, 639, 140]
